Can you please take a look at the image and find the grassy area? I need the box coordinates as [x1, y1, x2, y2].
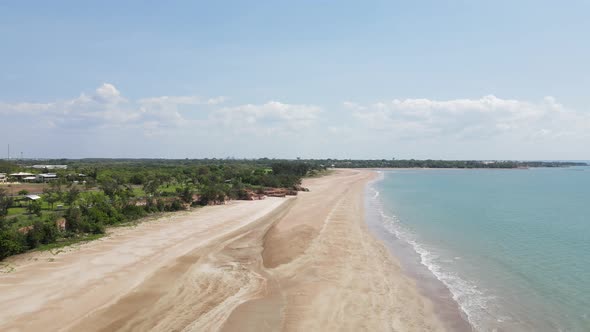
[40, 200, 66, 210]
[5, 204, 66, 231]
[5, 212, 60, 229]
[7, 207, 26, 216]
[130, 184, 183, 197]
[6, 203, 66, 216]
[131, 186, 145, 197]
[159, 184, 183, 193]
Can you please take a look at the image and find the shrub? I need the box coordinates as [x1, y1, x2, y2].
[122, 205, 147, 220]
[26, 226, 41, 248]
[168, 199, 183, 211]
[0, 229, 26, 260]
[25, 221, 58, 248]
[65, 207, 82, 232]
[41, 222, 58, 244]
[28, 200, 42, 217]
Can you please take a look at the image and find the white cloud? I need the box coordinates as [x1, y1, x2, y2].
[0, 84, 230, 133]
[94, 83, 125, 103]
[211, 101, 322, 135]
[0, 85, 322, 137]
[2, 86, 588, 159]
[349, 95, 590, 140]
[0, 102, 54, 114]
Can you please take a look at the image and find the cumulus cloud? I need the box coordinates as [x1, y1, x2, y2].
[2, 86, 588, 159]
[94, 83, 125, 103]
[0, 84, 229, 133]
[0, 84, 322, 137]
[211, 101, 322, 135]
[348, 95, 590, 140]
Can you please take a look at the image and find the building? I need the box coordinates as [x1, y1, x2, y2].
[9, 172, 35, 182]
[31, 165, 68, 170]
[0, 173, 6, 183]
[36, 173, 58, 183]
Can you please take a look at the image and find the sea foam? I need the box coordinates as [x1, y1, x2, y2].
[367, 182, 496, 331]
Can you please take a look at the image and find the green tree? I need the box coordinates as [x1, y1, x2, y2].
[100, 177, 121, 200]
[65, 186, 80, 205]
[48, 180, 64, 200]
[28, 200, 42, 217]
[0, 224, 26, 260]
[64, 206, 82, 232]
[26, 221, 44, 248]
[199, 184, 227, 205]
[176, 184, 194, 204]
[142, 176, 161, 197]
[0, 188, 13, 217]
[43, 188, 59, 210]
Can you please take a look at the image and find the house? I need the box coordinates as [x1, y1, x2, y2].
[23, 176, 37, 182]
[36, 173, 58, 183]
[9, 172, 35, 182]
[0, 173, 6, 183]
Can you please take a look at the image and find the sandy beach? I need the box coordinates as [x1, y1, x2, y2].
[0, 169, 444, 331]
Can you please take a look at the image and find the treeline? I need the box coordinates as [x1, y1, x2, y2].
[0, 160, 19, 173]
[15, 158, 587, 171]
[0, 161, 323, 260]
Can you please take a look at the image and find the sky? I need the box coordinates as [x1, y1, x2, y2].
[1, 0, 589, 160]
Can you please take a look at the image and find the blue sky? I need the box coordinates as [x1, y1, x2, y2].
[1, 1, 589, 159]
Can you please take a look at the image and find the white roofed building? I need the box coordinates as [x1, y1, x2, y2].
[36, 173, 58, 183]
[31, 165, 68, 170]
[9, 172, 35, 181]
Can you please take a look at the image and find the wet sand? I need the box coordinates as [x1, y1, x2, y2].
[0, 169, 445, 331]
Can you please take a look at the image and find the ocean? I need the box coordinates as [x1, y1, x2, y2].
[366, 167, 590, 331]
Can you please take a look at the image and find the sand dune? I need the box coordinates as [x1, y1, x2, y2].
[0, 169, 445, 331]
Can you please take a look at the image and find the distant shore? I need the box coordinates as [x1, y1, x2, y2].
[0, 169, 447, 331]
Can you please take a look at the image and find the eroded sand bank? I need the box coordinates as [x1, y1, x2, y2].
[0, 169, 444, 331]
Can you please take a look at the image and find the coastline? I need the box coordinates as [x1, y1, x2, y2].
[366, 167, 529, 171]
[364, 166, 590, 331]
[365, 170, 473, 332]
[228, 168, 445, 331]
[1, 168, 447, 331]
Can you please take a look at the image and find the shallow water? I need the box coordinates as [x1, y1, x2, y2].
[366, 167, 590, 332]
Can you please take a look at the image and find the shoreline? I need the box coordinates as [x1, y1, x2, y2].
[225, 169, 446, 331]
[365, 171, 474, 332]
[365, 167, 530, 171]
[1, 169, 447, 331]
[365, 166, 590, 331]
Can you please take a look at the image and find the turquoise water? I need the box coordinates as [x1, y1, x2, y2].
[369, 167, 590, 331]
